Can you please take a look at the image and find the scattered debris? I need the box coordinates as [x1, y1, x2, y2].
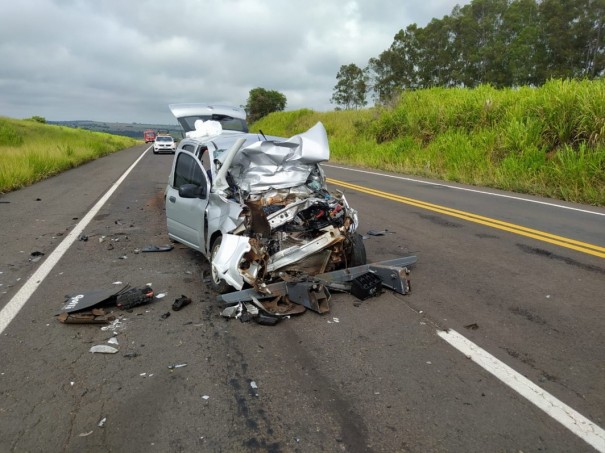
[367, 229, 389, 236]
[107, 337, 119, 345]
[464, 323, 479, 330]
[202, 395, 210, 400]
[98, 417, 107, 427]
[78, 431, 93, 437]
[350, 272, 383, 300]
[142, 245, 174, 252]
[118, 255, 128, 260]
[172, 295, 192, 311]
[57, 308, 115, 324]
[168, 363, 187, 369]
[30, 251, 45, 262]
[160, 312, 171, 319]
[61, 285, 129, 313]
[155, 293, 166, 299]
[250, 381, 258, 389]
[218, 256, 416, 323]
[78, 234, 88, 242]
[115, 286, 154, 310]
[123, 352, 139, 358]
[90, 345, 118, 354]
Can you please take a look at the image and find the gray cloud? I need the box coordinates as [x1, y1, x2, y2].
[0, 0, 468, 123]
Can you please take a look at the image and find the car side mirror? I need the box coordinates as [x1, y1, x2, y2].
[178, 183, 207, 199]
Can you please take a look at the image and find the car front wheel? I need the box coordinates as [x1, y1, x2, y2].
[210, 236, 232, 294]
[346, 232, 367, 267]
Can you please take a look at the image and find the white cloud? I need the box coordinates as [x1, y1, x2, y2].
[0, 0, 468, 123]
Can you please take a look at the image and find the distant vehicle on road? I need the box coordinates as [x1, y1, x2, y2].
[144, 129, 156, 143]
[153, 135, 176, 154]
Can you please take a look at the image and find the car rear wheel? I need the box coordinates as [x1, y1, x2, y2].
[210, 236, 232, 294]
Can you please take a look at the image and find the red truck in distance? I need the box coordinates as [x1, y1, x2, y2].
[144, 129, 156, 143]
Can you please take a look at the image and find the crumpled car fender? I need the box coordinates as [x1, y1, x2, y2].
[212, 234, 252, 290]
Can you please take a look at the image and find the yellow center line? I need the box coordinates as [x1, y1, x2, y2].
[328, 178, 605, 259]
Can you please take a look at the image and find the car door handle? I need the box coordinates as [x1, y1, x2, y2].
[169, 196, 176, 203]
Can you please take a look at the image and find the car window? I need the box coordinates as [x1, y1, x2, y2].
[156, 136, 173, 142]
[181, 144, 195, 152]
[178, 115, 248, 133]
[173, 153, 205, 189]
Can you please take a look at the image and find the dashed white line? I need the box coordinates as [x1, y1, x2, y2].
[0, 147, 150, 335]
[325, 165, 605, 217]
[438, 329, 605, 452]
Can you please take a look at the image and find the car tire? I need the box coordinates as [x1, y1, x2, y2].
[346, 232, 367, 267]
[209, 236, 232, 294]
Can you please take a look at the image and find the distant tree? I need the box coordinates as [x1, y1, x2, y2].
[245, 88, 287, 123]
[367, 25, 420, 104]
[29, 116, 46, 123]
[330, 63, 368, 109]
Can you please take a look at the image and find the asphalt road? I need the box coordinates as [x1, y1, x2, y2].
[0, 145, 604, 452]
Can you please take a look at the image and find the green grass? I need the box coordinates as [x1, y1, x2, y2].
[0, 117, 138, 193]
[252, 79, 605, 206]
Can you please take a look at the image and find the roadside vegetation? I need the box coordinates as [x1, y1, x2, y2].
[252, 79, 605, 206]
[0, 117, 138, 193]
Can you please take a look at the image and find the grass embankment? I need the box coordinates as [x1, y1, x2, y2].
[0, 117, 138, 193]
[253, 79, 605, 206]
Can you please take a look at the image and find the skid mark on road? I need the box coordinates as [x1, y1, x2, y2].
[439, 329, 605, 452]
[328, 178, 605, 259]
[0, 147, 151, 335]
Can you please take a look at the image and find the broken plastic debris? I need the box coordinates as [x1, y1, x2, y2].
[160, 312, 171, 319]
[101, 318, 124, 332]
[98, 417, 107, 427]
[464, 323, 479, 330]
[90, 345, 118, 354]
[79, 431, 94, 437]
[107, 337, 119, 345]
[79, 234, 88, 242]
[202, 395, 210, 400]
[172, 295, 192, 311]
[113, 281, 123, 285]
[168, 363, 188, 369]
[250, 381, 258, 389]
[156, 293, 166, 299]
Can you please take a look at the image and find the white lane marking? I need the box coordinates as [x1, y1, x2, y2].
[438, 329, 605, 452]
[325, 165, 605, 217]
[0, 146, 151, 335]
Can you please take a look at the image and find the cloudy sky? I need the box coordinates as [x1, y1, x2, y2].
[0, 0, 468, 124]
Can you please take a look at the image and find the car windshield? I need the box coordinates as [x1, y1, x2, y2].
[177, 115, 248, 133]
[156, 136, 173, 142]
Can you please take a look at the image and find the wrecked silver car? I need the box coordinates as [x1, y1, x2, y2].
[165, 104, 366, 294]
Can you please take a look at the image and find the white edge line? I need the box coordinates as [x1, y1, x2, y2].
[438, 329, 605, 452]
[325, 165, 605, 217]
[0, 146, 150, 335]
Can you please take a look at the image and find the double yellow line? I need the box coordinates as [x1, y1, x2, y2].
[328, 178, 605, 259]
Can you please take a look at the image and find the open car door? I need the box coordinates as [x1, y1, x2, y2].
[165, 150, 210, 251]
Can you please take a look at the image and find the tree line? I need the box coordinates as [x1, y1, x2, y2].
[331, 0, 605, 109]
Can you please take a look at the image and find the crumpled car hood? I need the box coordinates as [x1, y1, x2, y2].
[225, 122, 330, 194]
